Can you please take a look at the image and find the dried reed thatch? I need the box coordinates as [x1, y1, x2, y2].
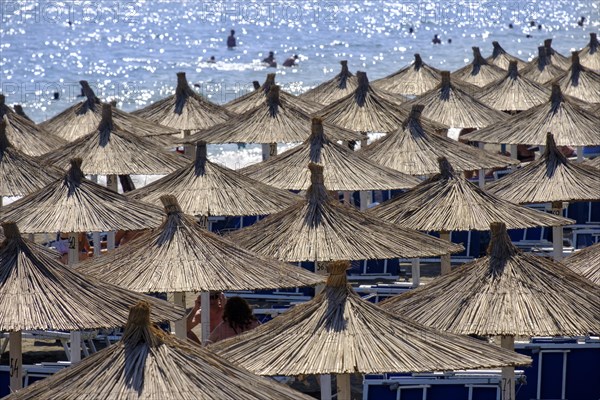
[381, 222, 600, 336]
[372, 54, 443, 96]
[368, 157, 574, 231]
[485, 41, 527, 70]
[319, 71, 445, 133]
[210, 260, 530, 375]
[562, 242, 600, 285]
[239, 117, 418, 190]
[402, 71, 507, 128]
[360, 105, 517, 175]
[476, 61, 551, 112]
[12, 105, 33, 122]
[128, 142, 298, 216]
[0, 223, 183, 332]
[0, 158, 164, 233]
[77, 195, 323, 293]
[521, 45, 567, 85]
[0, 118, 61, 197]
[579, 32, 600, 71]
[299, 60, 359, 105]
[225, 73, 322, 114]
[462, 84, 600, 146]
[452, 47, 507, 87]
[0, 225, 59, 259]
[584, 155, 600, 170]
[553, 51, 600, 103]
[0, 94, 67, 157]
[487, 133, 600, 204]
[539, 39, 571, 70]
[182, 85, 362, 144]
[5, 301, 312, 400]
[41, 104, 187, 175]
[132, 72, 233, 131]
[40, 81, 179, 143]
[228, 163, 463, 262]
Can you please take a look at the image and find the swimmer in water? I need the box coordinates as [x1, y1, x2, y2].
[282, 55, 298, 67]
[262, 51, 277, 68]
[227, 29, 236, 48]
[432, 34, 441, 44]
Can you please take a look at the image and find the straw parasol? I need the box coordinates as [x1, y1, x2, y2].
[127, 142, 298, 217]
[41, 104, 187, 175]
[553, 51, 600, 103]
[452, 47, 507, 87]
[4, 300, 313, 400]
[485, 41, 527, 70]
[372, 53, 442, 96]
[521, 45, 567, 84]
[562, 242, 600, 285]
[539, 38, 571, 70]
[228, 163, 463, 263]
[578, 32, 600, 71]
[360, 105, 518, 176]
[584, 155, 600, 170]
[476, 61, 551, 112]
[225, 73, 322, 114]
[239, 117, 419, 191]
[402, 71, 507, 129]
[299, 60, 359, 105]
[0, 94, 66, 157]
[462, 84, 600, 146]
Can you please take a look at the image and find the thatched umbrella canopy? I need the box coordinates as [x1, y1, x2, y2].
[12, 105, 33, 122]
[41, 104, 187, 175]
[451, 47, 507, 87]
[318, 71, 445, 134]
[368, 157, 574, 232]
[228, 163, 463, 262]
[521, 45, 567, 84]
[5, 301, 312, 400]
[127, 142, 298, 217]
[77, 195, 323, 293]
[225, 73, 322, 114]
[0, 94, 67, 157]
[554, 51, 600, 103]
[181, 85, 362, 145]
[485, 41, 527, 70]
[539, 39, 571, 70]
[40, 81, 179, 143]
[579, 32, 600, 71]
[372, 53, 443, 96]
[360, 105, 518, 175]
[476, 61, 551, 112]
[584, 155, 600, 170]
[132, 72, 233, 131]
[462, 84, 600, 146]
[562, 242, 600, 285]
[0, 158, 164, 233]
[210, 260, 530, 377]
[380, 222, 600, 336]
[402, 71, 507, 129]
[239, 117, 418, 191]
[299, 60, 359, 105]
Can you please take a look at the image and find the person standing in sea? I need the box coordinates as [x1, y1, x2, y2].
[227, 29, 236, 48]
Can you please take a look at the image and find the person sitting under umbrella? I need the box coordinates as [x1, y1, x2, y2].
[208, 296, 260, 343]
[187, 292, 226, 344]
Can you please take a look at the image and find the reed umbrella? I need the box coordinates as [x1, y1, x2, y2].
[127, 142, 298, 217]
[584, 155, 600, 170]
[225, 73, 322, 114]
[452, 47, 507, 87]
[485, 41, 527, 70]
[0, 223, 184, 390]
[12, 105, 32, 123]
[299, 60, 359, 105]
[372, 53, 442, 96]
[380, 222, 600, 400]
[40, 81, 179, 143]
[4, 300, 312, 400]
[210, 260, 530, 400]
[360, 105, 517, 176]
[521, 45, 567, 84]
[462, 84, 600, 146]
[476, 61, 551, 112]
[579, 32, 600, 71]
[368, 157, 574, 274]
[562, 242, 600, 285]
[538, 39, 571, 70]
[402, 71, 507, 129]
[553, 51, 600, 103]
[0, 94, 66, 157]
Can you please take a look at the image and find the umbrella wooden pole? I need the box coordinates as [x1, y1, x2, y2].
[576, 146, 583, 162]
[173, 292, 187, 340]
[477, 143, 485, 188]
[336, 373, 351, 400]
[411, 258, 420, 288]
[67, 233, 82, 363]
[9, 331, 22, 391]
[359, 191, 371, 211]
[440, 231, 452, 275]
[89, 175, 102, 255]
[183, 130, 193, 156]
[106, 175, 118, 251]
[500, 335, 516, 400]
[320, 375, 332, 400]
[200, 291, 211, 346]
[261, 143, 277, 161]
[70, 331, 81, 364]
[551, 201, 564, 261]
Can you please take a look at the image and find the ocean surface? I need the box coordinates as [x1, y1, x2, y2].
[1, 0, 599, 169]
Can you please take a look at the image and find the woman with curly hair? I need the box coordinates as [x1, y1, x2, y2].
[208, 296, 260, 343]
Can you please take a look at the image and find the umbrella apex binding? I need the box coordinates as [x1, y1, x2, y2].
[267, 85, 281, 117]
[0, 118, 9, 151]
[354, 71, 369, 106]
[414, 53, 423, 69]
[194, 141, 208, 175]
[507, 61, 519, 78]
[79, 81, 98, 108]
[160, 194, 183, 214]
[492, 41, 504, 57]
[1, 222, 20, 239]
[326, 260, 350, 287]
[441, 71, 451, 88]
[122, 301, 162, 347]
[263, 73, 276, 94]
[338, 60, 352, 89]
[437, 156, 456, 179]
[487, 222, 518, 259]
